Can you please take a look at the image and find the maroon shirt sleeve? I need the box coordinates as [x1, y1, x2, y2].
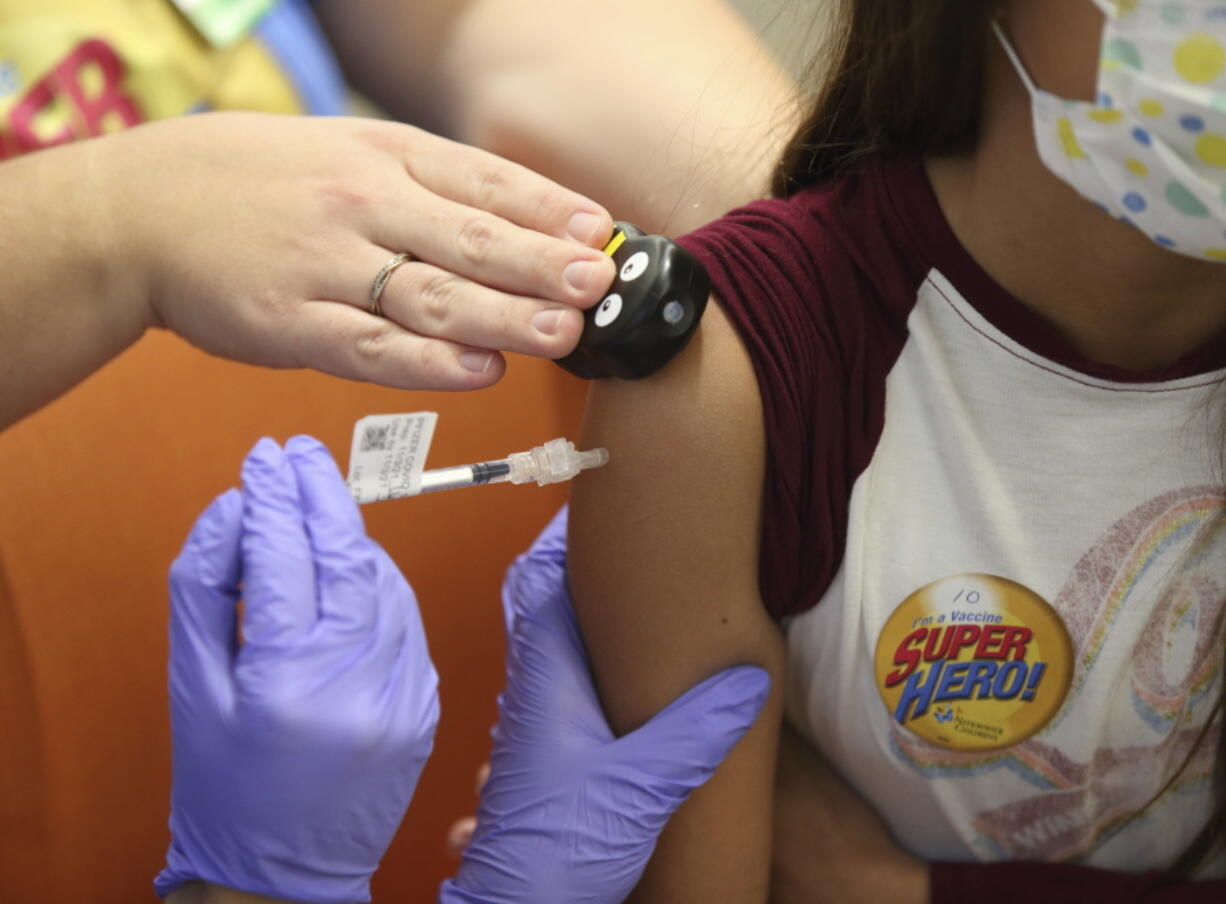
[675, 159, 931, 620]
[931, 861, 1226, 902]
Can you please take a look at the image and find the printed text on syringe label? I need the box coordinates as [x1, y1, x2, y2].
[346, 412, 438, 503]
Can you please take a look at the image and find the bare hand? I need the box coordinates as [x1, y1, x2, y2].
[445, 761, 489, 857]
[771, 723, 929, 904]
[99, 112, 616, 390]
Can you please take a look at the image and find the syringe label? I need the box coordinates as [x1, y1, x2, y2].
[346, 412, 438, 503]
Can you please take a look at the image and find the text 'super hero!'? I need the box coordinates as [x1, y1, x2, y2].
[885, 624, 1047, 724]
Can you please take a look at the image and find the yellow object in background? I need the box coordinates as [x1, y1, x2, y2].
[0, 0, 303, 160]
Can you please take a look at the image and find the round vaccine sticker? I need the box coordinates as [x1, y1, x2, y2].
[873, 574, 1073, 752]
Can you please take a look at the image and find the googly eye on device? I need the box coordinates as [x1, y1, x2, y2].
[556, 222, 709, 380]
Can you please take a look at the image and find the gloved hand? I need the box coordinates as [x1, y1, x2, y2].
[156, 436, 439, 904]
[438, 507, 771, 904]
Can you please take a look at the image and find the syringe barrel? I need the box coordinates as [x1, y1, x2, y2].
[418, 460, 512, 494]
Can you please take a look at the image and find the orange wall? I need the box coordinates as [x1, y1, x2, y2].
[0, 330, 589, 903]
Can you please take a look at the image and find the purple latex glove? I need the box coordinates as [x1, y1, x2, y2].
[156, 436, 439, 904]
[438, 507, 771, 904]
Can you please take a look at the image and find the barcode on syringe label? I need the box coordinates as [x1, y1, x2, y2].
[359, 424, 392, 453]
[346, 412, 438, 504]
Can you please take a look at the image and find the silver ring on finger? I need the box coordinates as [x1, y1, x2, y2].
[369, 251, 415, 317]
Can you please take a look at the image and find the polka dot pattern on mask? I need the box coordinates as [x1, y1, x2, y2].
[1161, 3, 1187, 26]
[1166, 180, 1210, 215]
[1174, 33, 1226, 83]
[1020, 2, 1226, 262]
[1196, 132, 1226, 165]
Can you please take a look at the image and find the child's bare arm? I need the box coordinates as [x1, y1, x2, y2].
[569, 300, 785, 902]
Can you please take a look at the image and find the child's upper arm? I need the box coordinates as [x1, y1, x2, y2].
[569, 299, 785, 902]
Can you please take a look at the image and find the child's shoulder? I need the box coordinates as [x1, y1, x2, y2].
[676, 156, 933, 346]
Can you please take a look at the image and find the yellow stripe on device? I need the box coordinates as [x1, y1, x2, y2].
[602, 229, 627, 257]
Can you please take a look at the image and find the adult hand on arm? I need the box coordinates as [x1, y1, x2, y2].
[1, 112, 615, 428]
[156, 435, 440, 903]
[437, 507, 771, 904]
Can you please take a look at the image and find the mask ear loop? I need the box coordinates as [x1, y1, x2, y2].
[992, 19, 1042, 98]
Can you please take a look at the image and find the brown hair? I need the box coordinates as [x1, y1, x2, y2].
[773, 0, 1225, 873]
[773, 0, 997, 196]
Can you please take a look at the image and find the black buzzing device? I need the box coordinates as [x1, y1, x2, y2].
[555, 222, 709, 380]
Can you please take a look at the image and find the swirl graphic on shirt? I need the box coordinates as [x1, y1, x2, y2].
[884, 486, 1226, 863]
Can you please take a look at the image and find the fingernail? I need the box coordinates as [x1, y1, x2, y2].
[532, 309, 566, 336]
[567, 211, 604, 244]
[564, 260, 600, 291]
[460, 351, 494, 374]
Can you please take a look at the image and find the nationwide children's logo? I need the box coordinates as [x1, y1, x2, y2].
[873, 574, 1073, 752]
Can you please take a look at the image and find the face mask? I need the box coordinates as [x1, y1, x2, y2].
[994, 1, 1226, 261]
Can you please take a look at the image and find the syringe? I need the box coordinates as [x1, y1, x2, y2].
[417, 438, 608, 495]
